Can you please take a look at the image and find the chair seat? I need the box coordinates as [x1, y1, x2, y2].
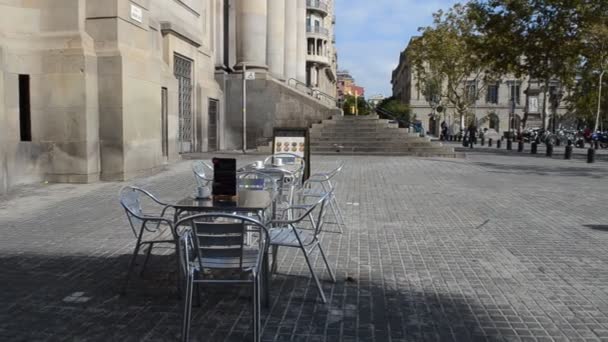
[190, 248, 261, 271]
[269, 227, 316, 247]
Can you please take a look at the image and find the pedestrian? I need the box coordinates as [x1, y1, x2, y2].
[440, 121, 448, 141]
[468, 124, 477, 149]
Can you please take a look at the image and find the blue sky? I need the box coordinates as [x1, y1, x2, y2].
[335, 0, 459, 97]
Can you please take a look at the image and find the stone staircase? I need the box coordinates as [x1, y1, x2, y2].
[310, 115, 460, 157]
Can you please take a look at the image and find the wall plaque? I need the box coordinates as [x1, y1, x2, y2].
[130, 4, 143, 23]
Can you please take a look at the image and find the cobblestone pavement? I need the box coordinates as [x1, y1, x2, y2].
[1, 153, 608, 342]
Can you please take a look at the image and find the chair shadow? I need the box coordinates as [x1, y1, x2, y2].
[0, 252, 505, 341]
[585, 224, 608, 232]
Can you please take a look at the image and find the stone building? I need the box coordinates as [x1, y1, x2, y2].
[0, 0, 340, 194]
[305, 0, 337, 98]
[391, 38, 569, 136]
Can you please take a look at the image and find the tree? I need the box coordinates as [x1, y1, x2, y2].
[471, 0, 581, 131]
[343, 95, 370, 116]
[408, 4, 498, 131]
[579, 3, 608, 131]
[377, 97, 411, 124]
[567, 69, 608, 129]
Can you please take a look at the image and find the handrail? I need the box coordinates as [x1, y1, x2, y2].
[287, 78, 338, 108]
[312, 89, 337, 107]
[287, 78, 314, 96]
[375, 107, 410, 128]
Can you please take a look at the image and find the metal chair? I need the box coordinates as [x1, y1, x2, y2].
[237, 170, 283, 220]
[176, 213, 270, 342]
[301, 161, 347, 233]
[119, 186, 175, 294]
[269, 191, 335, 303]
[192, 160, 213, 187]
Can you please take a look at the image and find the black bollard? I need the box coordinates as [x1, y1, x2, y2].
[565, 145, 573, 159]
[518, 140, 524, 152]
[458, 135, 462, 142]
[463, 139, 468, 147]
[588, 148, 595, 163]
[497, 140, 502, 149]
[531, 142, 538, 154]
[546, 144, 553, 157]
[595, 141, 599, 150]
[507, 139, 512, 150]
[555, 139, 561, 147]
[481, 137, 485, 146]
[449, 135, 453, 141]
[488, 138, 493, 147]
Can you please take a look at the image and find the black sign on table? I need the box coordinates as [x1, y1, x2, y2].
[272, 127, 310, 182]
[212, 158, 236, 197]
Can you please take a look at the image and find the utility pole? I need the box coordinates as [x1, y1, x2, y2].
[242, 63, 248, 153]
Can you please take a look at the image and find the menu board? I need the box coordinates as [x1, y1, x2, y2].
[273, 128, 310, 182]
[274, 137, 305, 158]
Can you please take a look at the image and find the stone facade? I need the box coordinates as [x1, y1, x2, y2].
[0, 0, 340, 194]
[392, 39, 570, 136]
[305, 0, 338, 98]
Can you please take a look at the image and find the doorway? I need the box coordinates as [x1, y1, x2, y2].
[208, 99, 219, 151]
[174, 54, 193, 153]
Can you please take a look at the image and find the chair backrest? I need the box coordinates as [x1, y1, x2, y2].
[237, 170, 280, 193]
[119, 186, 146, 236]
[293, 190, 332, 237]
[119, 186, 168, 237]
[176, 213, 269, 271]
[192, 161, 213, 187]
[264, 153, 305, 168]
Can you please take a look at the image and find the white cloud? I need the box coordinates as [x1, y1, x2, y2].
[335, 0, 459, 96]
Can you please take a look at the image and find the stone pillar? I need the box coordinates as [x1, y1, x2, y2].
[266, 0, 285, 78]
[284, 0, 298, 80]
[236, 0, 267, 70]
[296, 0, 307, 83]
[214, 0, 225, 69]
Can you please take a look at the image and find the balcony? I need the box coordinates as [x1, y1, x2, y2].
[306, 25, 329, 38]
[306, 0, 329, 16]
[306, 53, 330, 67]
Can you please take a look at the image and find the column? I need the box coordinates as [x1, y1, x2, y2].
[266, 0, 285, 78]
[236, 0, 267, 70]
[284, 0, 298, 80]
[296, 0, 307, 83]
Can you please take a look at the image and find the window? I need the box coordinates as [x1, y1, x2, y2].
[465, 81, 477, 104]
[19, 75, 31, 141]
[509, 81, 521, 105]
[486, 83, 499, 104]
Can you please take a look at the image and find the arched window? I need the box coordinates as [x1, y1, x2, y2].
[510, 114, 521, 131]
[488, 113, 500, 132]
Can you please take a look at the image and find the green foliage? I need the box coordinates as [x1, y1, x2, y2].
[342, 95, 370, 116]
[470, 0, 587, 129]
[377, 97, 411, 123]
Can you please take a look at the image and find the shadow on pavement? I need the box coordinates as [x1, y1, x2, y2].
[471, 161, 608, 178]
[0, 252, 506, 341]
[585, 224, 608, 232]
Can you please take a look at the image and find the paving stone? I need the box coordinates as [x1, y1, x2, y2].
[1, 153, 608, 341]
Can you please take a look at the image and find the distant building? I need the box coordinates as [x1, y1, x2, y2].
[337, 70, 365, 104]
[391, 37, 569, 136]
[368, 94, 385, 108]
